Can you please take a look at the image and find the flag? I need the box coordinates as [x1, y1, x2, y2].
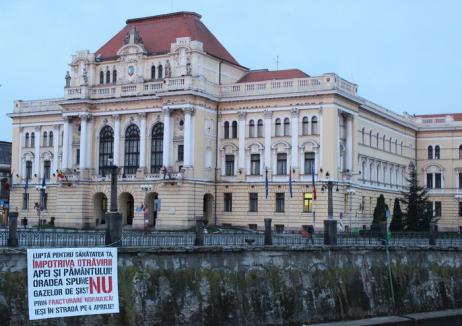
[312, 165, 317, 200]
[265, 168, 269, 199]
[289, 169, 293, 198]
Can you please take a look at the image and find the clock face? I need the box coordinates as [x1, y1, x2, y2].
[128, 65, 135, 76]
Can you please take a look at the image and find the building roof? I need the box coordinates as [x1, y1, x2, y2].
[415, 113, 462, 122]
[237, 69, 309, 83]
[95, 11, 240, 66]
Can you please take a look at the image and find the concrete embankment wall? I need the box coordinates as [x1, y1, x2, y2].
[1, 246, 462, 325]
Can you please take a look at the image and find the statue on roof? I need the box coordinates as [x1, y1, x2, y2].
[65, 71, 71, 88]
[124, 27, 144, 45]
[165, 60, 171, 78]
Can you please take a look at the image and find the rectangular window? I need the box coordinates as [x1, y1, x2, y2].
[459, 202, 462, 217]
[426, 173, 433, 188]
[25, 161, 32, 180]
[275, 192, 285, 212]
[304, 152, 315, 175]
[249, 193, 258, 212]
[40, 192, 48, 210]
[250, 154, 260, 175]
[76, 149, 80, 165]
[434, 201, 441, 217]
[225, 155, 235, 176]
[177, 144, 184, 162]
[224, 193, 232, 212]
[459, 173, 462, 189]
[22, 193, 29, 210]
[303, 192, 313, 213]
[43, 160, 51, 180]
[435, 173, 442, 189]
[276, 153, 287, 175]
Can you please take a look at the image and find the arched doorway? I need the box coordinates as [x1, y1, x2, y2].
[145, 192, 159, 228]
[93, 193, 108, 225]
[119, 193, 134, 225]
[203, 194, 214, 225]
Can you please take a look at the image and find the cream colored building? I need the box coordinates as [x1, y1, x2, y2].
[7, 12, 461, 231]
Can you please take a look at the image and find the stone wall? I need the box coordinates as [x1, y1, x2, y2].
[1, 246, 462, 325]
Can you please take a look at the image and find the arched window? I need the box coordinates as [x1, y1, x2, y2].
[151, 123, 164, 173]
[224, 121, 230, 139]
[99, 71, 104, 84]
[25, 133, 30, 147]
[106, 70, 110, 84]
[311, 116, 318, 135]
[383, 135, 386, 150]
[283, 118, 290, 136]
[428, 145, 433, 159]
[388, 137, 392, 152]
[231, 121, 237, 138]
[157, 65, 163, 79]
[369, 130, 372, 146]
[275, 118, 281, 136]
[99, 126, 114, 176]
[376, 133, 379, 148]
[31, 132, 35, 147]
[302, 117, 309, 135]
[124, 124, 140, 175]
[43, 132, 48, 147]
[249, 120, 255, 138]
[459, 145, 462, 159]
[60, 131, 64, 146]
[435, 145, 440, 159]
[394, 140, 398, 153]
[361, 128, 365, 144]
[257, 119, 263, 137]
[49, 131, 53, 147]
[151, 65, 156, 80]
[112, 70, 117, 84]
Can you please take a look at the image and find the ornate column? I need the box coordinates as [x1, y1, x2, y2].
[34, 126, 40, 177]
[86, 114, 93, 170]
[52, 125, 60, 173]
[113, 115, 120, 167]
[184, 107, 194, 167]
[139, 113, 147, 171]
[162, 107, 172, 167]
[238, 111, 246, 171]
[290, 108, 299, 169]
[62, 116, 70, 170]
[264, 110, 272, 170]
[345, 115, 353, 172]
[79, 114, 88, 170]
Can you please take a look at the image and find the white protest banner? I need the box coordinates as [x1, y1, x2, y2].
[27, 247, 119, 320]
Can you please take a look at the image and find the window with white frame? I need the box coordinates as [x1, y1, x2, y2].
[250, 154, 260, 175]
[225, 155, 235, 176]
[276, 153, 287, 175]
[302, 117, 309, 135]
[257, 119, 263, 137]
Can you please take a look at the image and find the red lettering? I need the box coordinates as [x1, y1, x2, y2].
[89, 276, 112, 294]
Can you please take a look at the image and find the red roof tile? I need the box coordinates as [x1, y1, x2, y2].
[95, 12, 240, 66]
[237, 69, 309, 83]
[415, 113, 462, 121]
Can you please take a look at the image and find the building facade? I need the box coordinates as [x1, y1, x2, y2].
[7, 12, 462, 231]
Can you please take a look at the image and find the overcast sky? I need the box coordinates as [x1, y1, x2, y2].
[0, 0, 461, 141]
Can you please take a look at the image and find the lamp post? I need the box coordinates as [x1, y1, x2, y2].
[105, 158, 122, 246]
[321, 171, 337, 245]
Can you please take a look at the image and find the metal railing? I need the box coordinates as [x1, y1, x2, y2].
[2, 229, 462, 248]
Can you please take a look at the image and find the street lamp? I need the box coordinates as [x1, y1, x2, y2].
[105, 158, 122, 246]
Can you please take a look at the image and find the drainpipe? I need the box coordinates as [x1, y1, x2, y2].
[214, 60, 223, 226]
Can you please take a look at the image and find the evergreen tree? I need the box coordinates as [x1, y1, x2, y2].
[400, 162, 434, 231]
[390, 198, 404, 231]
[371, 194, 387, 231]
